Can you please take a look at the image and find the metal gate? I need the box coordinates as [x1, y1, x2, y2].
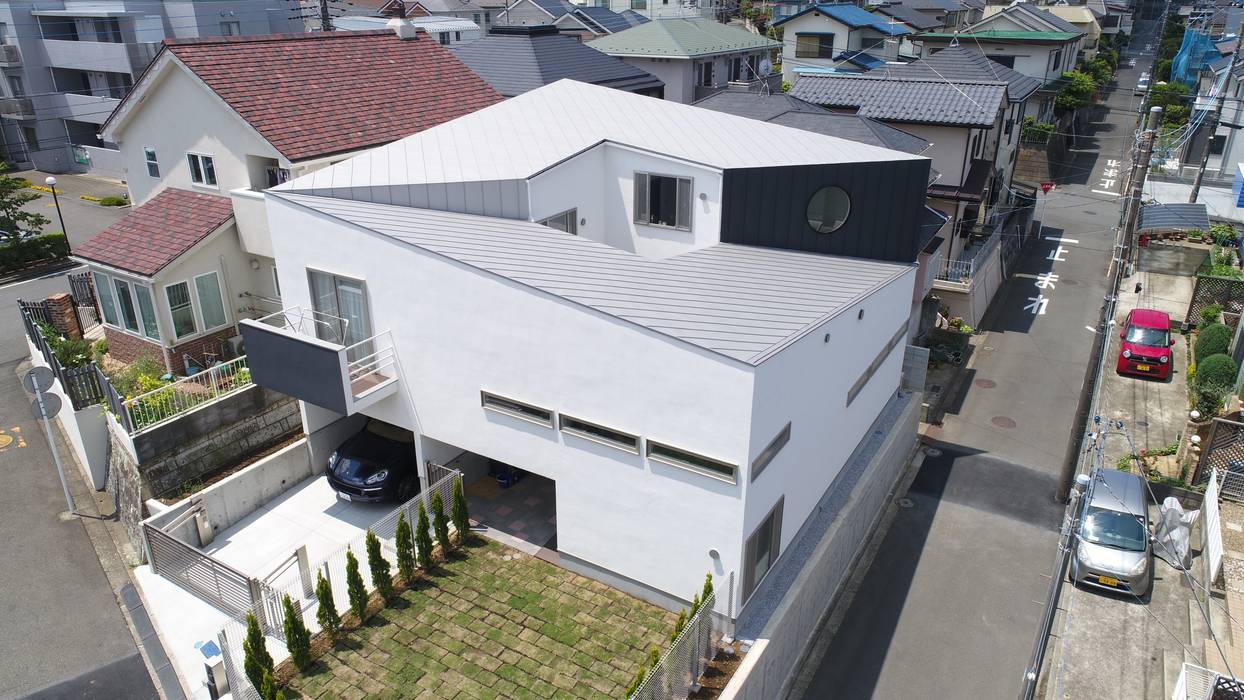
[144, 524, 256, 619]
[68, 271, 100, 330]
[1195, 417, 1244, 502]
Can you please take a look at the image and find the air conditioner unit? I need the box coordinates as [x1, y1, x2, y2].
[225, 335, 245, 359]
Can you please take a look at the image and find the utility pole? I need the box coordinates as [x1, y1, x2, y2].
[1121, 105, 1164, 274]
[1190, 19, 1244, 202]
[319, 0, 333, 32]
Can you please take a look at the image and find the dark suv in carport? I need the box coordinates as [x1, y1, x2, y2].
[326, 419, 420, 503]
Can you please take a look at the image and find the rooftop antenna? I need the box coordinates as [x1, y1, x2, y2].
[949, 31, 959, 47]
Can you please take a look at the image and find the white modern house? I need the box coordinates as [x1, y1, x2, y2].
[74, 24, 501, 373]
[239, 79, 932, 612]
[772, 3, 912, 84]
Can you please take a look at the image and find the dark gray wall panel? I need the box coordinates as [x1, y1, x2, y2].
[719, 160, 930, 263]
[239, 323, 348, 415]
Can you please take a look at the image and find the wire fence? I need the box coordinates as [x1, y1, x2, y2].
[630, 573, 733, 700]
[122, 356, 252, 433]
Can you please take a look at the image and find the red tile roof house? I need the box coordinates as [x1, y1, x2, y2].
[76, 23, 501, 375]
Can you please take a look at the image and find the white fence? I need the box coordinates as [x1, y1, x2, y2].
[1205, 467, 1225, 596]
[1171, 662, 1237, 699]
[123, 356, 252, 433]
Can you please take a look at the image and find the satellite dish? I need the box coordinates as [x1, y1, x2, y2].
[759, 58, 773, 75]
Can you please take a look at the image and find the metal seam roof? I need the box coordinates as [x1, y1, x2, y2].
[274, 192, 911, 365]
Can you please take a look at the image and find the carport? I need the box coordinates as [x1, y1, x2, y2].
[433, 447, 558, 551]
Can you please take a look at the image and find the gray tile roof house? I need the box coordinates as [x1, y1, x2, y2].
[873, 45, 1042, 101]
[984, 2, 1084, 34]
[788, 74, 1007, 127]
[450, 26, 664, 96]
[873, 3, 941, 30]
[587, 17, 780, 57]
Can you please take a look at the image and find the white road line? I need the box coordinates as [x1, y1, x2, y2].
[1043, 236, 1080, 244]
[1091, 189, 1120, 197]
[0, 264, 83, 291]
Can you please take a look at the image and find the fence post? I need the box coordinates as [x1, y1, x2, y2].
[248, 578, 268, 631]
[296, 544, 314, 599]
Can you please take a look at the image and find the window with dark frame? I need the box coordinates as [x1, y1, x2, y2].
[559, 414, 639, 453]
[187, 153, 217, 187]
[166, 281, 197, 338]
[634, 172, 692, 230]
[144, 146, 159, 177]
[743, 497, 784, 601]
[481, 391, 554, 426]
[646, 441, 737, 483]
[750, 422, 791, 481]
[795, 33, 835, 59]
[538, 209, 578, 235]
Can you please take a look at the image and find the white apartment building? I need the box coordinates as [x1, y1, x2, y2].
[239, 79, 933, 611]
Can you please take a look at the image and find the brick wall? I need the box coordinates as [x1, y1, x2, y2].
[46, 293, 81, 339]
[104, 327, 166, 369]
[170, 326, 237, 375]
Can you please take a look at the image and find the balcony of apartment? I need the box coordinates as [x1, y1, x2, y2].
[0, 44, 21, 67]
[50, 92, 121, 126]
[238, 308, 399, 415]
[41, 37, 159, 74]
[0, 96, 35, 119]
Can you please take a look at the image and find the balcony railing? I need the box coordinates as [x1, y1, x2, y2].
[123, 356, 253, 433]
[238, 307, 398, 415]
[935, 223, 1002, 284]
[0, 44, 21, 66]
[0, 96, 35, 119]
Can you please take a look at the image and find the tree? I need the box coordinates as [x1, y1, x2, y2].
[415, 500, 434, 570]
[431, 491, 451, 558]
[1083, 58, 1113, 86]
[258, 668, 283, 700]
[365, 529, 393, 600]
[282, 595, 312, 671]
[1149, 80, 1190, 125]
[1055, 71, 1095, 114]
[242, 612, 274, 691]
[1197, 323, 1232, 360]
[345, 547, 368, 623]
[451, 476, 470, 545]
[700, 573, 714, 607]
[315, 570, 341, 640]
[395, 511, 416, 582]
[0, 163, 49, 245]
[669, 609, 687, 642]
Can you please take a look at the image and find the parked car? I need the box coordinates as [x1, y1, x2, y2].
[1134, 73, 1150, 95]
[326, 419, 420, 503]
[1116, 308, 1174, 379]
[1070, 468, 1153, 597]
[1128, 57, 1137, 68]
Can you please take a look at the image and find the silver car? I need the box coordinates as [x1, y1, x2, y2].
[1070, 468, 1153, 597]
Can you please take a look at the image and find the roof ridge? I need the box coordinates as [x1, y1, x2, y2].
[164, 29, 395, 48]
[804, 73, 1008, 87]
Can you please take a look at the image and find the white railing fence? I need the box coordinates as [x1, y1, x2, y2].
[1205, 467, 1225, 599]
[630, 572, 733, 700]
[122, 355, 252, 433]
[936, 224, 1003, 283]
[255, 305, 348, 343]
[346, 330, 396, 399]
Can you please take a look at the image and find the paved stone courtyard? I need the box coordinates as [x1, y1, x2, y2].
[288, 539, 676, 699]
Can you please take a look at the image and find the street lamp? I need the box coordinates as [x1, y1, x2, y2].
[44, 176, 68, 252]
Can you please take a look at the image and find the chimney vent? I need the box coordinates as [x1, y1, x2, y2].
[388, 18, 420, 40]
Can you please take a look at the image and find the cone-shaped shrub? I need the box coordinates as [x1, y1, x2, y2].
[315, 570, 340, 640]
[451, 476, 470, 545]
[395, 511, 415, 582]
[258, 668, 279, 700]
[365, 529, 393, 600]
[701, 572, 714, 607]
[345, 547, 367, 623]
[626, 664, 647, 696]
[282, 594, 312, 671]
[670, 609, 687, 642]
[242, 612, 274, 691]
[691, 592, 701, 615]
[416, 500, 434, 570]
[431, 491, 451, 557]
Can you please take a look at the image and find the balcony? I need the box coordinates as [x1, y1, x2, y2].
[0, 96, 35, 119]
[228, 187, 273, 258]
[52, 92, 121, 125]
[42, 38, 158, 74]
[238, 308, 398, 415]
[0, 44, 21, 67]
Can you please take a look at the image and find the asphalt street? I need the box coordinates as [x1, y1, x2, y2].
[793, 22, 1158, 700]
[0, 175, 155, 699]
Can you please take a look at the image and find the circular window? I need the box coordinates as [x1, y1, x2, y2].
[806, 186, 851, 234]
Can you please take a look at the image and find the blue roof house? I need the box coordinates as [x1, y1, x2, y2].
[772, 3, 911, 84]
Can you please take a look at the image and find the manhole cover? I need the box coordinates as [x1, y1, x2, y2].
[974, 378, 997, 389]
[991, 416, 1017, 429]
[897, 497, 915, 509]
[983, 346, 995, 352]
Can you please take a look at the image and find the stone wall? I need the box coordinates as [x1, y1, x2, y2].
[107, 418, 146, 562]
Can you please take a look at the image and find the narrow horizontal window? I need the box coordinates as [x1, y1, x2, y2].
[751, 422, 791, 482]
[648, 440, 737, 483]
[847, 323, 908, 406]
[560, 414, 639, 454]
[481, 391, 553, 427]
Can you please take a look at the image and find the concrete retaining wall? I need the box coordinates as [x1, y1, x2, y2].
[26, 336, 108, 489]
[720, 392, 921, 700]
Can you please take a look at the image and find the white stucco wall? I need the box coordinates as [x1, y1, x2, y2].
[617, 57, 693, 103]
[153, 223, 270, 343]
[893, 123, 971, 186]
[266, 194, 755, 601]
[527, 142, 723, 258]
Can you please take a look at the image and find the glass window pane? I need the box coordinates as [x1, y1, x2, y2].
[166, 282, 196, 337]
[308, 270, 341, 342]
[187, 154, 203, 184]
[134, 286, 159, 339]
[203, 156, 216, 186]
[94, 271, 118, 326]
[195, 272, 226, 329]
[114, 279, 139, 332]
[634, 173, 648, 224]
[676, 177, 691, 229]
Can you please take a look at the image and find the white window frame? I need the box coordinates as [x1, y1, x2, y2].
[480, 391, 554, 428]
[186, 152, 217, 188]
[634, 172, 693, 231]
[132, 284, 160, 340]
[271, 265, 281, 297]
[143, 146, 159, 178]
[165, 279, 197, 339]
[93, 270, 119, 327]
[192, 270, 230, 332]
[559, 414, 640, 454]
[94, 270, 162, 341]
[112, 277, 140, 334]
[646, 440, 737, 484]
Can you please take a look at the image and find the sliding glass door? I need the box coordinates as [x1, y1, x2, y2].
[308, 270, 372, 362]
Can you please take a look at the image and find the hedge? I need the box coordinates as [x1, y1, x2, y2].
[1196, 323, 1233, 361]
[0, 232, 68, 273]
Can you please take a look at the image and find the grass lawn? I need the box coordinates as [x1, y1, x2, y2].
[288, 538, 677, 700]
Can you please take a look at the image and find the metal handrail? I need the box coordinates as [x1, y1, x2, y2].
[254, 306, 348, 343]
[122, 356, 252, 432]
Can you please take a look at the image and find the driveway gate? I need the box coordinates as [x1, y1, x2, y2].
[144, 523, 257, 620]
[1195, 417, 1244, 502]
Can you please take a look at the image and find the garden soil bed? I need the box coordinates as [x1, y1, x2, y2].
[157, 432, 303, 503]
[689, 641, 746, 699]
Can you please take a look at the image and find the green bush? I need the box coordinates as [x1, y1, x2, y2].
[452, 476, 470, 545]
[1022, 116, 1056, 142]
[242, 612, 274, 692]
[1195, 382, 1233, 417]
[364, 529, 393, 600]
[0, 232, 69, 273]
[35, 320, 91, 368]
[91, 338, 108, 365]
[431, 491, 450, 558]
[395, 511, 415, 582]
[1196, 323, 1233, 361]
[109, 355, 168, 397]
[345, 547, 367, 622]
[1196, 353, 1238, 389]
[1201, 304, 1223, 328]
[98, 195, 128, 207]
[1206, 245, 1244, 278]
[1210, 222, 1239, 246]
[1055, 71, 1095, 113]
[282, 594, 312, 671]
[314, 570, 340, 640]
[415, 500, 434, 570]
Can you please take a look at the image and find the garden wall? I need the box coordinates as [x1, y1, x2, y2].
[25, 335, 108, 488]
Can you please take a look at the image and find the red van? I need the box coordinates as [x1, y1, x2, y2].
[1116, 309, 1174, 379]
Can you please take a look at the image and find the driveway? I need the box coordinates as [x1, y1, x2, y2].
[792, 19, 1163, 700]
